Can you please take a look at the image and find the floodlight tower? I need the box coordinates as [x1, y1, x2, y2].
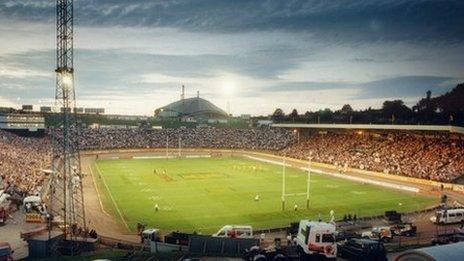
[48, 0, 86, 240]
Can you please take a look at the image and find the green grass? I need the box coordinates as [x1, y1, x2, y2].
[94, 156, 436, 233]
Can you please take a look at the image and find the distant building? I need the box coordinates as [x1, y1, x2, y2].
[40, 106, 52, 113]
[257, 120, 273, 126]
[0, 107, 15, 114]
[60, 107, 72, 113]
[22, 105, 33, 111]
[240, 114, 251, 120]
[74, 107, 84, 113]
[84, 108, 105, 114]
[105, 114, 148, 121]
[0, 114, 45, 133]
[208, 119, 228, 124]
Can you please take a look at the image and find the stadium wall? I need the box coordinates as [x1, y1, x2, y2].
[272, 123, 464, 134]
[80, 148, 464, 195]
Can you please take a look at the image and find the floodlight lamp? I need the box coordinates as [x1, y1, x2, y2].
[61, 72, 73, 90]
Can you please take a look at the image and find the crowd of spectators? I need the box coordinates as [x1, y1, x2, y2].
[74, 127, 295, 151]
[0, 130, 51, 197]
[2, 126, 464, 198]
[1, 127, 294, 198]
[280, 131, 464, 182]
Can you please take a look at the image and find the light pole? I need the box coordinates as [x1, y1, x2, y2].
[293, 129, 300, 144]
[282, 155, 286, 211]
[307, 151, 312, 209]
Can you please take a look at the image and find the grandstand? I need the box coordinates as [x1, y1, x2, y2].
[3, 119, 464, 259]
[0, 114, 45, 135]
[275, 124, 464, 183]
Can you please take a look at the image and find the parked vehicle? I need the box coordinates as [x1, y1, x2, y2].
[335, 230, 361, 242]
[0, 191, 9, 225]
[361, 226, 393, 242]
[431, 231, 464, 245]
[0, 207, 7, 225]
[0, 242, 13, 261]
[430, 208, 464, 224]
[338, 238, 387, 261]
[391, 223, 417, 237]
[141, 228, 161, 243]
[213, 225, 253, 238]
[295, 220, 337, 259]
[22, 196, 41, 213]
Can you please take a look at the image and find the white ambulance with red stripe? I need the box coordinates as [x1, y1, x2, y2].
[295, 220, 337, 259]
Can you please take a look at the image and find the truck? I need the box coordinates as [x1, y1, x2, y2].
[212, 225, 253, 238]
[141, 228, 161, 244]
[430, 208, 464, 225]
[361, 226, 393, 242]
[391, 223, 417, 237]
[295, 220, 337, 259]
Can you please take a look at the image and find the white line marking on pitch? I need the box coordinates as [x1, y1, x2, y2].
[87, 162, 111, 217]
[244, 155, 419, 193]
[94, 163, 131, 231]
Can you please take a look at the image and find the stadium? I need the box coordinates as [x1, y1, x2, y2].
[1, 1, 464, 261]
[2, 117, 464, 259]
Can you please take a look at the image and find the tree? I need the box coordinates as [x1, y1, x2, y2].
[271, 108, 285, 122]
[318, 108, 334, 123]
[340, 104, 353, 115]
[382, 100, 412, 122]
[289, 109, 299, 122]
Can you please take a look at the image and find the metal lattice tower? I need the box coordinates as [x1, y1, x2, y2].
[48, 0, 86, 240]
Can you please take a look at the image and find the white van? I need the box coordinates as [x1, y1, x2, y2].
[295, 220, 337, 259]
[213, 225, 253, 238]
[430, 208, 464, 224]
[22, 195, 41, 212]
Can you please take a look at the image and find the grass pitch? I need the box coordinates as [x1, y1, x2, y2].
[93, 156, 436, 233]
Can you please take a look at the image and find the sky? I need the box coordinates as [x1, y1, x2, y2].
[0, 0, 463, 116]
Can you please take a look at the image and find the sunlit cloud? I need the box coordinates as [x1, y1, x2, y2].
[0, 0, 463, 116]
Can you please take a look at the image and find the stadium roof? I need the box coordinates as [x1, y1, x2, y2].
[156, 97, 228, 119]
[271, 123, 464, 134]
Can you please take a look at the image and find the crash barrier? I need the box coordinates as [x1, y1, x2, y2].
[188, 235, 259, 257]
[99, 235, 143, 249]
[164, 232, 190, 246]
[20, 227, 48, 240]
[386, 229, 460, 251]
[25, 213, 43, 223]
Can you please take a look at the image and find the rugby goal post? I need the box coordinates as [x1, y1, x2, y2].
[165, 136, 182, 158]
[281, 153, 312, 211]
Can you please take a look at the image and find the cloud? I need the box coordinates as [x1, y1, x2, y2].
[1, 1, 464, 116]
[264, 75, 459, 101]
[0, 65, 52, 78]
[1, 0, 463, 44]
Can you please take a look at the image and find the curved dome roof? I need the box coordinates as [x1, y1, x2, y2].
[157, 97, 228, 118]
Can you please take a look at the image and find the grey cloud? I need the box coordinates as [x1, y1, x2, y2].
[0, 46, 304, 101]
[1, 0, 463, 44]
[264, 75, 459, 100]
